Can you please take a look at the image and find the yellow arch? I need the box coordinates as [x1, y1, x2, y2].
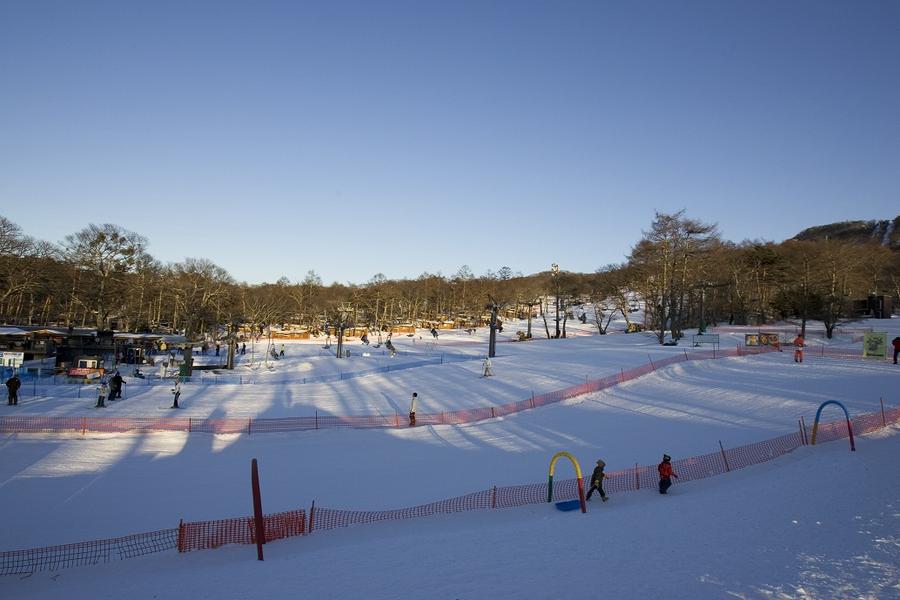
[547, 451, 587, 512]
[548, 451, 584, 480]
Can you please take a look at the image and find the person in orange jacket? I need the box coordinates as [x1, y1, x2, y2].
[792, 335, 805, 363]
[658, 454, 678, 494]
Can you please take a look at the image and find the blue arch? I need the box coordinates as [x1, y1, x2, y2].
[811, 400, 856, 451]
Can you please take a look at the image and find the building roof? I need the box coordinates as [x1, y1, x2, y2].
[0, 327, 31, 336]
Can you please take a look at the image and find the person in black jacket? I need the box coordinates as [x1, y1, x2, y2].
[110, 372, 126, 399]
[6, 374, 21, 405]
[586, 459, 608, 502]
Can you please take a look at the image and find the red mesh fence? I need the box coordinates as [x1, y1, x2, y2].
[177, 508, 307, 552]
[311, 490, 495, 533]
[0, 528, 178, 576]
[0, 346, 778, 436]
[310, 406, 898, 535]
[3, 405, 897, 575]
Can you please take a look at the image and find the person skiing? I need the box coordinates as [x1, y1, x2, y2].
[171, 379, 182, 409]
[110, 372, 125, 399]
[482, 356, 493, 377]
[792, 335, 805, 363]
[586, 459, 609, 502]
[96, 380, 109, 408]
[6, 374, 21, 405]
[430, 327, 439, 339]
[892, 336, 900, 365]
[408, 392, 418, 426]
[658, 454, 678, 494]
[280, 344, 285, 357]
[241, 342, 246, 355]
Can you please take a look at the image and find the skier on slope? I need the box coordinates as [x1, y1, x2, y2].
[586, 459, 609, 502]
[658, 454, 678, 494]
[792, 335, 805, 363]
[96, 379, 109, 408]
[171, 380, 182, 409]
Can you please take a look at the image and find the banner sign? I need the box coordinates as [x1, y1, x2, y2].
[863, 332, 887, 359]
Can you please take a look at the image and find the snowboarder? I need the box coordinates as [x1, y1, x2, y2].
[892, 336, 900, 365]
[96, 380, 109, 408]
[658, 454, 678, 494]
[171, 380, 182, 408]
[792, 335, 805, 363]
[385, 338, 396, 357]
[110, 372, 125, 399]
[430, 327, 439, 339]
[5, 374, 21, 406]
[586, 459, 608, 501]
[408, 392, 418, 426]
[482, 356, 493, 377]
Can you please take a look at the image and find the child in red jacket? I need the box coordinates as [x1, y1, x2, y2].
[658, 454, 678, 494]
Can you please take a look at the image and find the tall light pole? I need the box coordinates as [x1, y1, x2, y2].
[551, 263, 560, 339]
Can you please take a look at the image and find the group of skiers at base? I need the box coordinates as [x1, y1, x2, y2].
[585, 454, 679, 501]
[94, 372, 127, 408]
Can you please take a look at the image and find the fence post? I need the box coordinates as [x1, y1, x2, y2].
[188, 417, 192, 433]
[683, 349, 688, 360]
[491, 406, 495, 419]
[248, 418, 252, 435]
[491, 486, 497, 509]
[308, 500, 316, 534]
[620, 368, 625, 383]
[82, 416, 86, 436]
[798, 419, 804, 444]
[635, 463, 639, 490]
[177, 519, 185, 553]
[718, 440, 730, 471]
[881, 397, 886, 427]
[648, 355, 655, 370]
[251, 458, 265, 561]
[800, 416, 808, 445]
[530, 392, 535, 409]
[315, 410, 318, 430]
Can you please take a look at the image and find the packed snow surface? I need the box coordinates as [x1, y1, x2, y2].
[2, 317, 899, 599]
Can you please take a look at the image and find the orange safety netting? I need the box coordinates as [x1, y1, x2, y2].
[2, 379, 897, 576]
[0, 346, 776, 436]
[177, 508, 307, 552]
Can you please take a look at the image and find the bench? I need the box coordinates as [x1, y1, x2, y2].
[692, 333, 720, 349]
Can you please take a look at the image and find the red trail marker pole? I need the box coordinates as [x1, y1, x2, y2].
[251, 458, 266, 561]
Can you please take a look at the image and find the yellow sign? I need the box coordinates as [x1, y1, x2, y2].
[863, 332, 887, 359]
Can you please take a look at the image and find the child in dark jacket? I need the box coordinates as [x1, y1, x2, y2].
[586, 459, 608, 502]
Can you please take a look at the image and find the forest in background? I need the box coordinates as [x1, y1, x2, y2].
[2, 212, 898, 342]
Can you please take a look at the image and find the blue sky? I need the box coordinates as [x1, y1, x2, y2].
[1, 1, 898, 285]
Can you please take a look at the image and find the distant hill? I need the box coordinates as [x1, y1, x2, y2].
[792, 217, 900, 250]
